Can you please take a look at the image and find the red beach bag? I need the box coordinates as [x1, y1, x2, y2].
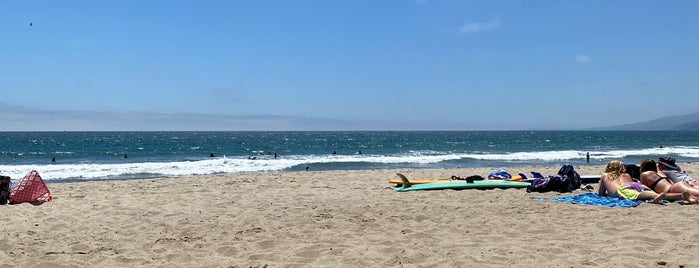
[10, 170, 53, 204]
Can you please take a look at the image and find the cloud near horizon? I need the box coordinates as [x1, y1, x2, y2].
[0, 103, 560, 131]
[459, 17, 501, 34]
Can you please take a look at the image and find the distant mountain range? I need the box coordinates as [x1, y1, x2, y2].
[597, 112, 699, 130]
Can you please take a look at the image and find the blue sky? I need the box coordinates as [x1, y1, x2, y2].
[1, 0, 697, 130]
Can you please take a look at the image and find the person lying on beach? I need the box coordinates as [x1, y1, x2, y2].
[657, 156, 699, 187]
[639, 159, 699, 197]
[598, 160, 694, 204]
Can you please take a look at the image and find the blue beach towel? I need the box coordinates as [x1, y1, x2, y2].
[534, 193, 642, 208]
[488, 169, 512, 180]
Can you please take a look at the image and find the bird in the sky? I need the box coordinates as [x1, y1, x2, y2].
[29, 22, 33, 26]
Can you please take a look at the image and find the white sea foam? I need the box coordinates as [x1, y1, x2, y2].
[0, 157, 302, 182]
[2, 146, 698, 182]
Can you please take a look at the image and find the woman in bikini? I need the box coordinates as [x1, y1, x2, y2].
[598, 160, 694, 204]
[639, 159, 699, 197]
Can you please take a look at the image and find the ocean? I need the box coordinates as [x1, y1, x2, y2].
[2, 131, 699, 183]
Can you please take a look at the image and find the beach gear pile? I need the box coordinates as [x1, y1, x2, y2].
[526, 164, 582, 193]
[1, 170, 53, 205]
[392, 164, 587, 192]
[0, 175, 10, 204]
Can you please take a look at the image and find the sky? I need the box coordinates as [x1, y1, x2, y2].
[1, 0, 698, 131]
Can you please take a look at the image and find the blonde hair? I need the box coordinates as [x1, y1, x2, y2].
[605, 160, 625, 181]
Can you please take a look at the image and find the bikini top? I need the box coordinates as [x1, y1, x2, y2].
[648, 172, 672, 192]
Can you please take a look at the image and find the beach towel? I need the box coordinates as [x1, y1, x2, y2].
[534, 193, 642, 208]
[488, 170, 511, 180]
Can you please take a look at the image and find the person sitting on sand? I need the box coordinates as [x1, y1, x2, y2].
[639, 159, 699, 197]
[657, 156, 699, 187]
[598, 160, 694, 204]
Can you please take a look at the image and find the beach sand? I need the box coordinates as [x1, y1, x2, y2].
[2, 163, 699, 267]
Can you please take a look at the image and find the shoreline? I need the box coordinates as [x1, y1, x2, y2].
[2, 164, 699, 267]
[14, 162, 623, 184]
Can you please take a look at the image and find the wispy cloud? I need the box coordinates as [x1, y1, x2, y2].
[575, 55, 591, 64]
[459, 17, 501, 34]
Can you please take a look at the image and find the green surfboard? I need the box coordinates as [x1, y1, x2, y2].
[394, 173, 530, 192]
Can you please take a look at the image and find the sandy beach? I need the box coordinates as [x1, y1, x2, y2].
[2, 163, 699, 267]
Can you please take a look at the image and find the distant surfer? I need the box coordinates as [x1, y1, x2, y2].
[210, 153, 215, 157]
[332, 150, 337, 155]
[51, 157, 56, 163]
[358, 150, 362, 155]
[124, 153, 128, 159]
[586, 152, 590, 163]
[274, 152, 278, 159]
[12, 156, 16, 161]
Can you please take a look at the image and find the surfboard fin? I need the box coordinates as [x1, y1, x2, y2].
[396, 173, 412, 188]
[531, 171, 543, 179]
